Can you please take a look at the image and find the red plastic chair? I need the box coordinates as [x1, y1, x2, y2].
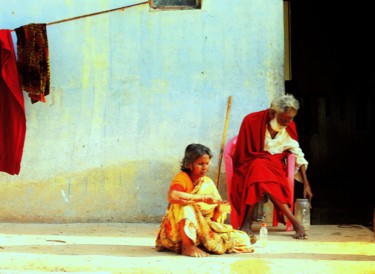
[224, 135, 296, 231]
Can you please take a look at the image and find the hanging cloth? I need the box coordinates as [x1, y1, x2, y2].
[15, 23, 50, 104]
[0, 29, 26, 175]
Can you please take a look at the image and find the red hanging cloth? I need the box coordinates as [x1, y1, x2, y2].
[0, 29, 26, 175]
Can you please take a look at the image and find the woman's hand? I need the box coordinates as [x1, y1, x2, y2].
[202, 194, 221, 204]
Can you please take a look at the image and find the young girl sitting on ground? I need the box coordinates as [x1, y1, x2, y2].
[155, 143, 254, 257]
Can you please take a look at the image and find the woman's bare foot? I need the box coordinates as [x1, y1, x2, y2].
[181, 245, 209, 257]
[293, 225, 308, 239]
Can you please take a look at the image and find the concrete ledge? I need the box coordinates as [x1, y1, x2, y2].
[0, 223, 374, 273]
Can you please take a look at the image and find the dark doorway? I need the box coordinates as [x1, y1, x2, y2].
[285, 2, 374, 228]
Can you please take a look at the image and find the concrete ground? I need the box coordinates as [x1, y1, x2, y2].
[0, 222, 374, 274]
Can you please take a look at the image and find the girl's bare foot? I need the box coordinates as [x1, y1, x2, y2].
[181, 245, 209, 257]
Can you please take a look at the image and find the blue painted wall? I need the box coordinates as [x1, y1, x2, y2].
[0, 0, 285, 222]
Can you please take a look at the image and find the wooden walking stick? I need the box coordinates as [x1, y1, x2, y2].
[215, 95, 232, 188]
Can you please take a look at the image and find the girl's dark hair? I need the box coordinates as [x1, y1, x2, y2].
[180, 144, 213, 173]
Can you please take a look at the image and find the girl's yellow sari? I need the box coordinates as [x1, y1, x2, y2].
[155, 172, 254, 255]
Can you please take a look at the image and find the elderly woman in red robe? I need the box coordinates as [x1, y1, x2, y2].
[231, 94, 313, 239]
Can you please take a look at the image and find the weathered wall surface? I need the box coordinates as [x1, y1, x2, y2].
[0, 0, 285, 222]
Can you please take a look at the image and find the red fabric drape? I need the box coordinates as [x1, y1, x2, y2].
[0, 30, 26, 175]
[230, 109, 298, 227]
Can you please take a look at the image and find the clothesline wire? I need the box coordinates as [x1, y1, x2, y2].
[12, 1, 148, 30]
